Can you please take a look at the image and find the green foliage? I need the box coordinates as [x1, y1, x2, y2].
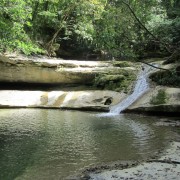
[0, 0, 44, 54]
[145, 0, 180, 56]
[15, 41, 44, 55]
[150, 89, 168, 105]
[0, 0, 179, 59]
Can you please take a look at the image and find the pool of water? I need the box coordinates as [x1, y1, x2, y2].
[0, 109, 178, 179]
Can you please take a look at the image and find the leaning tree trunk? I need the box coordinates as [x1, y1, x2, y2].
[46, 3, 77, 56]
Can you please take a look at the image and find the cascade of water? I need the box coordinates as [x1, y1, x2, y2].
[109, 65, 152, 115]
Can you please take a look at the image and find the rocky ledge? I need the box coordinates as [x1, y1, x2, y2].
[125, 86, 180, 115]
[0, 54, 179, 114]
[0, 90, 125, 112]
[0, 54, 137, 85]
[0, 53, 137, 111]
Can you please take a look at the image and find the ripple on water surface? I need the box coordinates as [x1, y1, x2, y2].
[0, 109, 177, 179]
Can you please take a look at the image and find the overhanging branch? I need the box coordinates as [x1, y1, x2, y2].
[122, 1, 172, 53]
[138, 61, 170, 71]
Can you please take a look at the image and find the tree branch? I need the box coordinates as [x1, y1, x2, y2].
[138, 60, 170, 71]
[46, 3, 77, 56]
[122, 1, 172, 53]
[122, 1, 156, 38]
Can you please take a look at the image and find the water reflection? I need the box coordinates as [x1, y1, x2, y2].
[0, 109, 177, 179]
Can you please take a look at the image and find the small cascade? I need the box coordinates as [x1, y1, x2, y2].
[109, 65, 152, 115]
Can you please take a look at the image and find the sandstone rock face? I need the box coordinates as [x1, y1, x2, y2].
[125, 86, 180, 115]
[0, 90, 125, 112]
[0, 54, 136, 112]
[0, 54, 104, 84]
[0, 54, 137, 86]
[1, 54, 179, 115]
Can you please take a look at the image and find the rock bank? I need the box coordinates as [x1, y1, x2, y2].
[0, 54, 179, 114]
[0, 54, 136, 86]
[0, 54, 104, 84]
[125, 86, 180, 115]
[0, 53, 138, 111]
[0, 90, 125, 111]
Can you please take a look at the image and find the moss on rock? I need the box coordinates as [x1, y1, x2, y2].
[94, 69, 136, 93]
[112, 61, 132, 67]
[150, 89, 168, 105]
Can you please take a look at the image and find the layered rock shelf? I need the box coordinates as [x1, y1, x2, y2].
[0, 54, 136, 111]
[0, 54, 179, 114]
[0, 90, 125, 111]
[0, 54, 131, 85]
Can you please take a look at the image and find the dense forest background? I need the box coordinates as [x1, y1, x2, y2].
[0, 0, 179, 61]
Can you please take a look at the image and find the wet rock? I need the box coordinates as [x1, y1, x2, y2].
[154, 120, 180, 127]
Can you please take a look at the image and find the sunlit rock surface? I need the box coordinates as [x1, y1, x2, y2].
[0, 90, 125, 111]
[0, 54, 136, 111]
[125, 86, 180, 114]
[0, 54, 131, 85]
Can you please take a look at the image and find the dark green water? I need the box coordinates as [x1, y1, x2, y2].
[0, 109, 178, 180]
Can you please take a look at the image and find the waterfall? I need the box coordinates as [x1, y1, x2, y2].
[109, 65, 152, 115]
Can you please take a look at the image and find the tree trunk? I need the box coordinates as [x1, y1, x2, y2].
[163, 47, 180, 64]
[46, 3, 77, 56]
[32, 2, 39, 22]
[44, 1, 49, 11]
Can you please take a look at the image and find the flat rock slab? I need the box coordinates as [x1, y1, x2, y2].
[0, 90, 125, 111]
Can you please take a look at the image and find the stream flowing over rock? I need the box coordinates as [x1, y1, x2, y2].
[0, 54, 179, 114]
[0, 54, 132, 111]
[109, 65, 150, 115]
